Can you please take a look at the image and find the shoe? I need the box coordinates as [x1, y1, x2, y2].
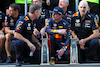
[50, 57, 55, 65]
[93, 55, 100, 61]
[6, 56, 13, 63]
[0, 57, 5, 63]
[57, 59, 62, 63]
[86, 58, 93, 63]
[16, 60, 22, 66]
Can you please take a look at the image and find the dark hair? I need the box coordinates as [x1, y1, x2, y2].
[32, 0, 42, 3]
[9, 3, 20, 12]
[29, 3, 42, 13]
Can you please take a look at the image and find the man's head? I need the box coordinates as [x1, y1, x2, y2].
[78, 0, 88, 15]
[9, 3, 20, 17]
[59, 0, 69, 9]
[29, 3, 42, 19]
[52, 7, 64, 21]
[32, 0, 42, 6]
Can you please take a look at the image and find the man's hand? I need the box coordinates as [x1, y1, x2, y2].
[40, 27, 46, 36]
[27, 42, 36, 53]
[58, 48, 65, 56]
[0, 31, 4, 37]
[12, 30, 15, 34]
[37, 42, 42, 50]
[33, 28, 39, 36]
[79, 39, 86, 46]
[0, 31, 4, 34]
[56, 29, 67, 35]
[79, 39, 86, 50]
[80, 44, 85, 50]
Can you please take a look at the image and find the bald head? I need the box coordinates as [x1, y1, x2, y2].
[79, 0, 88, 7]
[78, 0, 88, 15]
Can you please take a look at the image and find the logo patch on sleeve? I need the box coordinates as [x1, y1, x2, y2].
[24, 16, 29, 21]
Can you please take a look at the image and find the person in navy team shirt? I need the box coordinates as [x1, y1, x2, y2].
[13, 3, 42, 66]
[0, 10, 5, 63]
[46, 7, 70, 65]
[59, 0, 74, 24]
[42, 0, 59, 10]
[71, 0, 99, 62]
[32, 0, 50, 38]
[4, 3, 23, 63]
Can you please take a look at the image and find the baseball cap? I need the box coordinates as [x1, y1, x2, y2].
[52, 7, 64, 15]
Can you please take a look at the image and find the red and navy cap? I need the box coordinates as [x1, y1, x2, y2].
[52, 7, 64, 15]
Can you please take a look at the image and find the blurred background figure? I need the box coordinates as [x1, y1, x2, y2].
[0, 9, 6, 63]
[85, 0, 99, 15]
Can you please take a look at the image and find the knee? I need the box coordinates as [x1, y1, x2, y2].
[5, 34, 12, 40]
[0, 34, 5, 40]
[14, 40, 24, 47]
[13, 40, 25, 53]
[93, 39, 99, 44]
[90, 39, 99, 46]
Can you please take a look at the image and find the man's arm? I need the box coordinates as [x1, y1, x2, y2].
[32, 34, 42, 50]
[71, 30, 85, 50]
[14, 32, 36, 53]
[79, 29, 99, 50]
[72, 29, 99, 49]
[59, 29, 70, 56]
[46, 25, 67, 35]
[79, 29, 99, 45]
[71, 31, 79, 41]
[85, 29, 99, 41]
[1, 22, 5, 32]
[40, 26, 46, 36]
[0, 27, 5, 32]
[5, 27, 14, 34]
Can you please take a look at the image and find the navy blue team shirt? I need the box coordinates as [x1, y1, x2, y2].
[15, 14, 43, 41]
[0, 11, 5, 30]
[71, 12, 99, 39]
[46, 18, 70, 47]
[5, 14, 22, 30]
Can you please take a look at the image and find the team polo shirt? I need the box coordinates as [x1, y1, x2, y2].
[71, 12, 99, 39]
[46, 18, 70, 47]
[0, 11, 5, 30]
[15, 14, 43, 41]
[62, 10, 74, 23]
[5, 15, 22, 30]
[34, 8, 50, 27]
